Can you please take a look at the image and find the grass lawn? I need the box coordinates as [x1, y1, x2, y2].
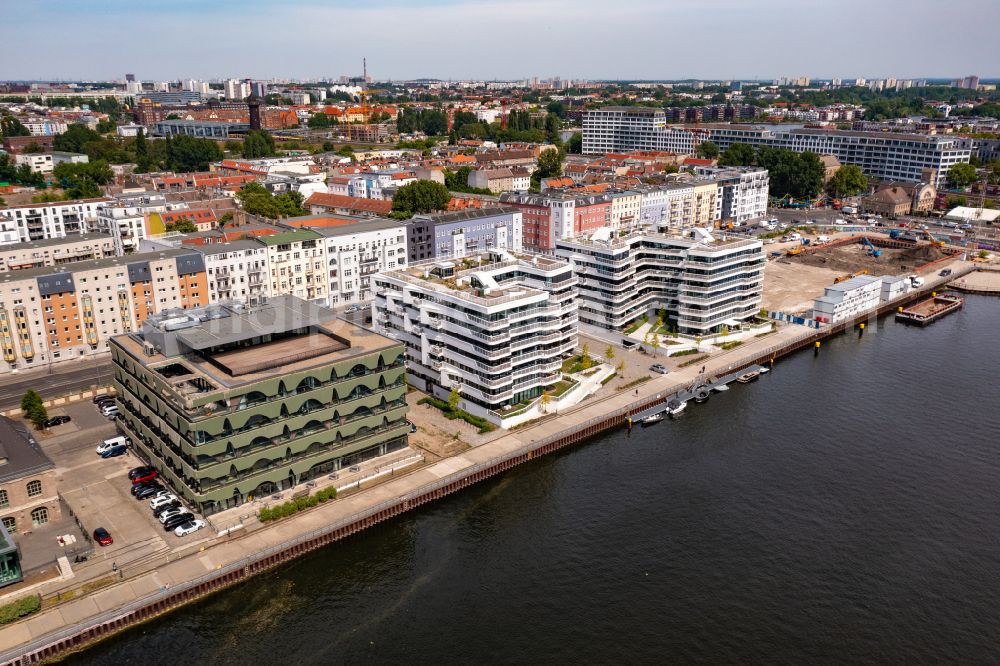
[561, 355, 594, 374]
[550, 378, 578, 398]
[715, 340, 743, 350]
[671, 348, 702, 357]
[624, 316, 648, 335]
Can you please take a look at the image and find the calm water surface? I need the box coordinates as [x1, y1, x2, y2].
[70, 296, 1000, 665]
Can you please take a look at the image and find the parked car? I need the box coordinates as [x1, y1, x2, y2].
[131, 470, 159, 485]
[163, 513, 195, 531]
[405, 419, 417, 433]
[101, 404, 119, 418]
[43, 415, 71, 428]
[96, 436, 129, 456]
[939, 268, 953, 277]
[135, 484, 165, 500]
[93, 393, 116, 403]
[150, 494, 178, 510]
[174, 519, 206, 537]
[93, 527, 113, 546]
[650, 364, 669, 375]
[152, 501, 181, 518]
[131, 481, 163, 498]
[158, 507, 186, 524]
[128, 466, 156, 481]
[100, 444, 128, 459]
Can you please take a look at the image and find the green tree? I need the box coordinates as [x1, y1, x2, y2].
[96, 119, 116, 134]
[20, 390, 47, 430]
[54, 159, 114, 186]
[567, 132, 583, 154]
[166, 135, 223, 172]
[718, 142, 755, 166]
[696, 141, 720, 159]
[307, 113, 331, 129]
[335, 145, 354, 158]
[539, 390, 552, 413]
[947, 163, 978, 189]
[242, 130, 277, 159]
[165, 217, 198, 233]
[235, 182, 307, 219]
[828, 164, 868, 197]
[391, 180, 451, 215]
[53, 124, 102, 153]
[447, 387, 461, 411]
[22, 142, 43, 154]
[134, 129, 152, 173]
[604, 345, 615, 362]
[0, 115, 30, 137]
[65, 178, 103, 199]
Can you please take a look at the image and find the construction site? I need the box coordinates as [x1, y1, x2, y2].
[763, 235, 960, 315]
[789, 237, 955, 275]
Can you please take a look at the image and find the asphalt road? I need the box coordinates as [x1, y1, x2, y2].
[0, 358, 113, 410]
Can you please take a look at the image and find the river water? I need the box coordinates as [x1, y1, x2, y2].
[70, 296, 1000, 665]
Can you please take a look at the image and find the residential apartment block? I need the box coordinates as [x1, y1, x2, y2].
[582, 107, 701, 155]
[692, 167, 770, 224]
[110, 296, 409, 515]
[554, 229, 764, 334]
[0, 198, 112, 244]
[373, 253, 577, 424]
[498, 192, 611, 252]
[0, 233, 115, 272]
[0, 248, 207, 374]
[406, 207, 522, 263]
[259, 230, 328, 305]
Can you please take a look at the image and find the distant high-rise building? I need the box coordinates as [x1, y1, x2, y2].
[224, 78, 249, 100]
[125, 73, 135, 82]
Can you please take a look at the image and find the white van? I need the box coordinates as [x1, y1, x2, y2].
[96, 435, 129, 455]
[815, 235, 831, 244]
[788, 232, 802, 241]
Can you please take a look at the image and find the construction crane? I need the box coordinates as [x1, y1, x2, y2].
[346, 58, 388, 142]
[922, 230, 945, 248]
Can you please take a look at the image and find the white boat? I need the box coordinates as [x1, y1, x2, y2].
[712, 383, 730, 392]
[736, 370, 760, 384]
[759, 366, 770, 374]
[665, 400, 687, 417]
[642, 412, 665, 425]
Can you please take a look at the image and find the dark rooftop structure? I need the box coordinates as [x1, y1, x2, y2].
[0, 416, 55, 485]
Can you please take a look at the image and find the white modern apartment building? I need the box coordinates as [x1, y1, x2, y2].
[373, 252, 578, 423]
[582, 107, 699, 154]
[195, 240, 271, 305]
[0, 198, 112, 244]
[706, 127, 971, 187]
[555, 229, 764, 334]
[312, 218, 408, 308]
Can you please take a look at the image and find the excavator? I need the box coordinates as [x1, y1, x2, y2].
[922, 230, 946, 248]
[834, 269, 870, 283]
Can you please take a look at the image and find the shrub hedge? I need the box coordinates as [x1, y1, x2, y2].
[418, 396, 496, 433]
[0, 595, 40, 625]
[259, 486, 337, 522]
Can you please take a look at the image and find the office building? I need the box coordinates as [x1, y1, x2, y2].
[110, 296, 409, 515]
[705, 127, 970, 187]
[373, 253, 577, 424]
[554, 229, 764, 334]
[582, 107, 701, 155]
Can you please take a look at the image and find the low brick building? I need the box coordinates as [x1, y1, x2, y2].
[0, 416, 60, 539]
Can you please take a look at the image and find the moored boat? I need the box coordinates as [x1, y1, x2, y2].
[737, 370, 760, 384]
[693, 390, 710, 404]
[665, 399, 687, 417]
[642, 412, 664, 425]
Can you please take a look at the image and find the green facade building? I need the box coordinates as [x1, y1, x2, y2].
[110, 296, 409, 516]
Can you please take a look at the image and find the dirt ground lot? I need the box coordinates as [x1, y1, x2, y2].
[762, 260, 841, 314]
[790, 242, 952, 275]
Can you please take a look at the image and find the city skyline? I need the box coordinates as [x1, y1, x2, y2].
[4, 0, 998, 81]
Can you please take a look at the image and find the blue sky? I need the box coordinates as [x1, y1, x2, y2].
[4, 0, 997, 81]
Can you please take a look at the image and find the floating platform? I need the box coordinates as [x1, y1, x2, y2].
[895, 293, 964, 326]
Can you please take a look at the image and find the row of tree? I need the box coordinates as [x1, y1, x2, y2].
[717, 142, 826, 200]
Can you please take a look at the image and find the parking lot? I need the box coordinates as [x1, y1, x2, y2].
[34, 400, 214, 575]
